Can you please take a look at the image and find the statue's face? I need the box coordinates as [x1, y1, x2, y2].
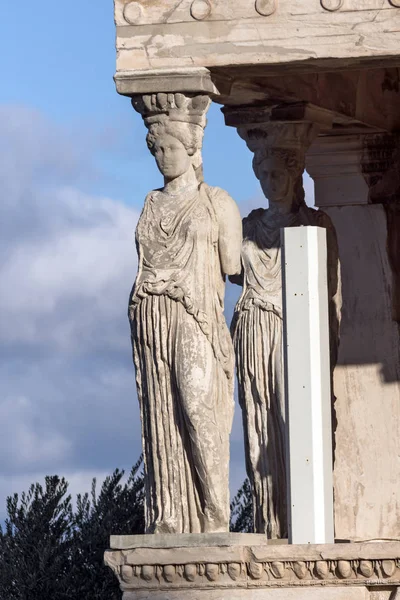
[258, 158, 293, 203]
[153, 134, 191, 180]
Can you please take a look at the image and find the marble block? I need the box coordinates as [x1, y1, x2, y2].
[105, 534, 400, 600]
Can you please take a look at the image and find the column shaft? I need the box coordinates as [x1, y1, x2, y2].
[307, 134, 400, 541]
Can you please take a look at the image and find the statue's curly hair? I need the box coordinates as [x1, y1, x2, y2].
[252, 147, 303, 180]
[145, 119, 206, 183]
[145, 119, 204, 157]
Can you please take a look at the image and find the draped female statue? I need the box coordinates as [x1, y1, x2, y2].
[231, 124, 341, 539]
[129, 93, 242, 534]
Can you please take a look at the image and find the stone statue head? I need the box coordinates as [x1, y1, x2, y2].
[253, 147, 304, 208]
[237, 122, 316, 211]
[146, 120, 205, 181]
[132, 93, 211, 183]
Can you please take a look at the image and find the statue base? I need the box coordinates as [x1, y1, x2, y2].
[105, 534, 400, 600]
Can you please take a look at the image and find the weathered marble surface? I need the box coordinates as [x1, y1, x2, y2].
[105, 535, 400, 600]
[307, 134, 400, 541]
[129, 92, 242, 535]
[115, 0, 400, 75]
[228, 117, 340, 539]
[324, 204, 400, 541]
[116, 0, 398, 25]
[110, 533, 284, 550]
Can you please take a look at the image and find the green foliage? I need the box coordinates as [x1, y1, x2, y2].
[0, 476, 73, 599]
[68, 458, 145, 600]
[0, 459, 144, 600]
[230, 478, 253, 533]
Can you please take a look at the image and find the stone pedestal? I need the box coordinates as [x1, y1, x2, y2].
[105, 534, 400, 600]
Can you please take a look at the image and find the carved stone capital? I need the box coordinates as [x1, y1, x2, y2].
[307, 135, 369, 208]
[306, 133, 400, 208]
[115, 67, 232, 97]
[361, 133, 400, 205]
[223, 103, 324, 181]
[238, 121, 319, 177]
[131, 91, 212, 182]
[105, 535, 400, 597]
[131, 91, 211, 127]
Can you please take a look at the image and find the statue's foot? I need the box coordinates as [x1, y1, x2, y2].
[203, 508, 229, 533]
[153, 517, 178, 534]
[203, 522, 229, 533]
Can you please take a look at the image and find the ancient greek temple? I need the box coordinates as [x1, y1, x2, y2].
[105, 2, 400, 599]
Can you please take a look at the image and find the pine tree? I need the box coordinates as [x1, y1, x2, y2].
[230, 478, 253, 533]
[69, 458, 145, 599]
[0, 476, 73, 600]
[0, 460, 144, 600]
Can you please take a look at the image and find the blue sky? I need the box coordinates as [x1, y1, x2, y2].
[0, 1, 314, 512]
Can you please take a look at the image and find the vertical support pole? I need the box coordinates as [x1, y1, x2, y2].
[281, 226, 334, 545]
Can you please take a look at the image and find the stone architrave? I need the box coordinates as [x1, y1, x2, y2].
[114, 0, 400, 80]
[129, 92, 243, 535]
[307, 134, 400, 542]
[225, 109, 341, 540]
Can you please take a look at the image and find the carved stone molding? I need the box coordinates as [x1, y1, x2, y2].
[108, 556, 400, 589]
[105, 537, 400, 592]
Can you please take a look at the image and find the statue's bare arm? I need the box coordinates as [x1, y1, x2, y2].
[209, 187, 243, 276]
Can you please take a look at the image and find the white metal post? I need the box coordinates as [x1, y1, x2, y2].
[281, 226, 334, 545]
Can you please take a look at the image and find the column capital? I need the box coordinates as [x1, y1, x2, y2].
[131, 91, 212, 182]
[115, 67, 232, 97]
[361, 133, 400, 205]
[306, 132, 400, 208]
[222, 102, 331, 182]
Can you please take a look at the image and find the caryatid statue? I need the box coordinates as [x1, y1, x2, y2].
[231, 122, 341, 539]
[129, 93, 243, 534]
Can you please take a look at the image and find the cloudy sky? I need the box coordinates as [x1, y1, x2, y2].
[0, 1, 314, 514]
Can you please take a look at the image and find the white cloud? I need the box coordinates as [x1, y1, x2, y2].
[0, 395, 72, 470]
[0, 186, 137, 351]
[0, 106, 139, 352]
[0, 105, 142, 509]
